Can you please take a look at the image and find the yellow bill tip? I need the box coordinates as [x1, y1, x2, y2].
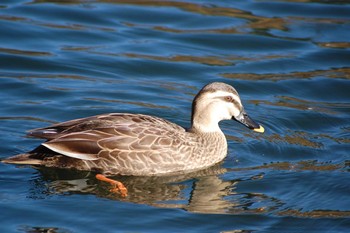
[253, 125, 265, 133]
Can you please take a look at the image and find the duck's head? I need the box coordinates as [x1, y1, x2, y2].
[190, 82, 264, 133]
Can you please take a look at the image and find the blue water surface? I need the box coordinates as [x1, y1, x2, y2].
[1, 0, 350, 232]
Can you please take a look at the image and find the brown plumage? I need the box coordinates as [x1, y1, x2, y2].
[2, 82, 264, 176]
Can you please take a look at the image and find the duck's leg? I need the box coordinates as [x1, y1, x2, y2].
[96, 174, 128, 197]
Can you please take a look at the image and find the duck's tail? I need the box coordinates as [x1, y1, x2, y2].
[2, 153, 42, 165]
[1, 145, 52, 165]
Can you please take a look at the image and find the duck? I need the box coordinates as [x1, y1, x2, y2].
[3, 82, 264, 178]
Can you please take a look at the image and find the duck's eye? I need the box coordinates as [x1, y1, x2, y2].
[224, 96, 233, 102]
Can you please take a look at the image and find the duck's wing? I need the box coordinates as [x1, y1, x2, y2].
[42, 129, 112, 161]
[28, 113, 184, 140]
[27, 114, 118, 140]
[33, 113, 186, 161]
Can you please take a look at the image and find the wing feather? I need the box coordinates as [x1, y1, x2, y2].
[27, 113, 187, 162]
[42, 130, 113, 160]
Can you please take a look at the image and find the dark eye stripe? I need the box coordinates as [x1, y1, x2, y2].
[217, 96, 242, 110]
[227, 98, 240, 110]
[233, 101, 242, 111]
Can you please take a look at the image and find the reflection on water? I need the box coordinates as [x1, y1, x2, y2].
[1, 0, 350, 232]
[0, 47, 52, 57]
[229, 160, 349, 173]
[18, 226, 72, 233]
[28, 166, 280, 215]
[251, 96, 350, 114]
[223, 67, 350, 81]
[0, 13, 115, 32]
[23, 159, 349, 218]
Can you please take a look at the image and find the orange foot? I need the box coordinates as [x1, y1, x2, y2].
[96, 174, 128, 197]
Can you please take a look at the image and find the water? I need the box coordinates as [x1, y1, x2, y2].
[1, 0, 350, 232]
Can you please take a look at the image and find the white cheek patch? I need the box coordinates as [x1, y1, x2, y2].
[204, 91, 243, 119]
[231, 107, 241, 118]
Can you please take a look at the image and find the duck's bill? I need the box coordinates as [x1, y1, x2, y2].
[233, 111, 264, 133]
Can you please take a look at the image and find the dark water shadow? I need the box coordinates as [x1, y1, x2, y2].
[17, 226, 72, 233]
[25, 163, 281, 215]
[21, 160, 350, 218]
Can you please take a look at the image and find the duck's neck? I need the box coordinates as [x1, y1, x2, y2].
[189, 120, 228, 163]
[189, 111, 224, 134]
[190, 106, 223, 133]
[189, 121, 221, 134]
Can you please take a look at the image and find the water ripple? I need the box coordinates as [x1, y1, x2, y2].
[1, 0, 350, 232]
